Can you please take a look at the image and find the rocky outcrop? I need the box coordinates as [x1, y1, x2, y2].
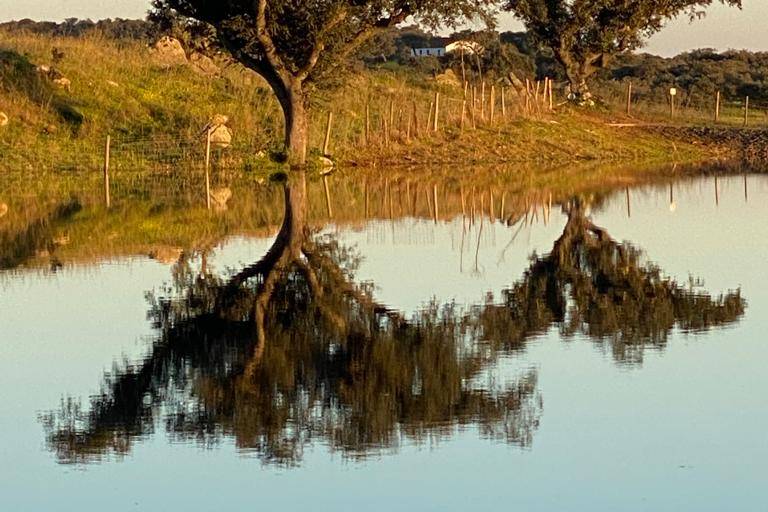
[149, 36, 187, 68]
[189, 52, 219, 76]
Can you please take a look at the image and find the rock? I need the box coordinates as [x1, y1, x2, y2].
[0, 112, 8, 127]
[106, 80, 119, 87]
[148, 246, 183, 265]
[150, 36, 188, 68]
[189, 52, 220, 76]
[210, 187, 232, 211]
[202, 114, 233, 149]
[0, 203, 8, 218]
[209, 124, 233, 148]
[53, 76, 71, 91]
[435, 69, 461, 87]
[43, 124, 58, 135]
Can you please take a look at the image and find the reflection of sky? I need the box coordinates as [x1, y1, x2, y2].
[1, 175, 767, 511]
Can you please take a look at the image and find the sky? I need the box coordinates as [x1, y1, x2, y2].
[1, 0, 767, 57]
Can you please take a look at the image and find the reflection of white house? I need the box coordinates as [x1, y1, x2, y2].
[411, 47, 446, 57]
[411, 40, 485, 58]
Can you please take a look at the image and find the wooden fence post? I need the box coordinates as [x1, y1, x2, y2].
[744, 96, 750, 126]
[548, 78, 553, 111]
[480, 81, 486, 121]
[715, 91, 721, 123]
[322, 111, 333, 156]
[626, 81, 633, 116]
[204, 128, 212, 211]
[460, 100, 467, 131]
[103, 134, 111, 208]
[433, 92, 440, 132]
[490, 85, 496, 124]
[501, 87, 507, 118]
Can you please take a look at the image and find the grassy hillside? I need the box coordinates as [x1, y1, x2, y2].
[0, 28, 731, 177]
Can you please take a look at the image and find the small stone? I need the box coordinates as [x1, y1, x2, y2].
[53, 77, 71, 91]
[148, 246, 183, 265]
[0, 203, 8, 218]
[0, 112, 8, 127]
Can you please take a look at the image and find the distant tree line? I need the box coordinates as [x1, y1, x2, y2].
[0, 18, 158, 41]
[6, 14, 765, 110]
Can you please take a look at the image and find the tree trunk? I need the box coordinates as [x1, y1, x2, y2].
[277, 83, 310, 167]
[556, 50, 596, 106]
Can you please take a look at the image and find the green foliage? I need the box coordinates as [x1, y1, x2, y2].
[503, 0, 743, 98]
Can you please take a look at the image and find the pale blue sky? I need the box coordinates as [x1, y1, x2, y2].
[0, 0, 766, 57]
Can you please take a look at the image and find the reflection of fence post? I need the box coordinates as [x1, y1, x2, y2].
[365, 102, 371, 144]
[103, 134, 111, 208]
[323, 174, 333, 219]
[433, 184, 439, 223]
[204, 128, 212, 211]
[322, 111, 333, 156]
[715, 91, 721, 123]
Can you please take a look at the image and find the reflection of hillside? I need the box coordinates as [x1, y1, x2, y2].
[43, 172, 745, 465]
[2, 160, 750, 270]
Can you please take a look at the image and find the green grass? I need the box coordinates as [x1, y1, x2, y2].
[0, 29, 728, 177]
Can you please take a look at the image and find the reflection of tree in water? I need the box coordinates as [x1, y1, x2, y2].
[479, 199, 745, 364]
[43, 184, 745, 465]
[43, 172, 541, 465]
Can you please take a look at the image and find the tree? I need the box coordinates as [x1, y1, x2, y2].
[151, 1, 495, 166]
[503, 0, 742, 103]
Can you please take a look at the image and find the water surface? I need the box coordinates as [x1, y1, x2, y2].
[1, 167, 766, 511]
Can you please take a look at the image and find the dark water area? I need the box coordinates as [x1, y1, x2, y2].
[1, 166, 766, 511]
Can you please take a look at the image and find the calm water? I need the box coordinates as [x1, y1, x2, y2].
[1, 168, 767, 511]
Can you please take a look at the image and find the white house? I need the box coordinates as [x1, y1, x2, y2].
[411, 40, 485, 58]
[411, 47, 446, 58]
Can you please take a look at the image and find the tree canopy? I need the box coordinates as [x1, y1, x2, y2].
[503, 0, 742, 102]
